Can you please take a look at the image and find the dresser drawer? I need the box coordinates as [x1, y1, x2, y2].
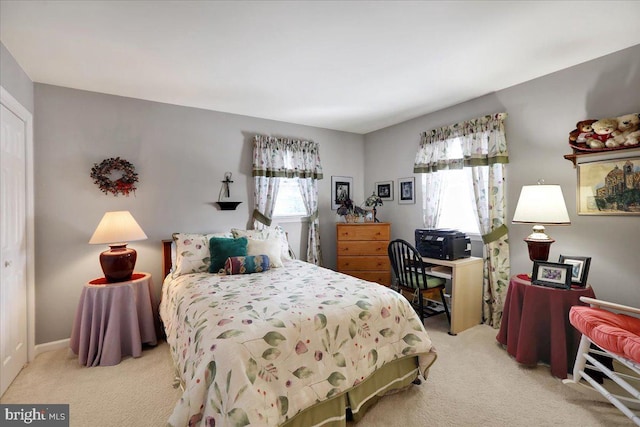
[337, 256, 390, 271]
[337, 241, 388, 256]
[341, 270, 391, 286]
[336, 223, 391, 287]
[336, 224, 390, 241]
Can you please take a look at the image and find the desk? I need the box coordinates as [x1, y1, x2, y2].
[421, 256, 483, 335]
[70, 272, 158, 367]
[496, 275, 595, 378]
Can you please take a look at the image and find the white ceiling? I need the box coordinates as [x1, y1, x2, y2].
[2, 1, 639, 134]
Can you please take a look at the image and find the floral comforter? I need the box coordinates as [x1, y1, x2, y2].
[160, 260, 436, 426]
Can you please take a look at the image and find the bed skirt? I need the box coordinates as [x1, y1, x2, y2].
[281, 355, 432, 427]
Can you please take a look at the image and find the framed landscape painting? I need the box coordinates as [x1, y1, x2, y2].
[577, 153, 640, 215]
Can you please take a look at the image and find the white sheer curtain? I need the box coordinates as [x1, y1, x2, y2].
[252, 135, 324, 265]
[421, 171, 446, 229]
[297, 178, 322, 265]
[414, 113, 510, 327]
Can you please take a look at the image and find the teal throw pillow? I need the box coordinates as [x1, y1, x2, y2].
[209, 236, 248, 273]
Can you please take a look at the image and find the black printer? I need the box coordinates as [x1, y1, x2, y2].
[415, 229, 471, 260]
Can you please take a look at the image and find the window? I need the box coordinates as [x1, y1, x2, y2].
[431, 169, 480, 235]
[272, 178, 308, 218]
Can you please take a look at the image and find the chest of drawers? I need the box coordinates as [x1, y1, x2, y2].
[336, 223, 391, 286]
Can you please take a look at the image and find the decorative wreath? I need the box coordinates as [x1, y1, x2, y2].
[90, 157, 138, 196]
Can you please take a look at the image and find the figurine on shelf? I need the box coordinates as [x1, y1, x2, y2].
[586, 118, 618, 148]
[569, 119, 596, 144]
[565, 113, 640, 167]
[215, 172, 242, 210]
[611, 113, 640, 146]
[624, 130, 640, 146]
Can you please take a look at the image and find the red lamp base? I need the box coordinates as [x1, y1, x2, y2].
[99, 244, 137, 283]
[524, 237, 554, 261]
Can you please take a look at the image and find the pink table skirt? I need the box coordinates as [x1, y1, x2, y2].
[70, 272, 158, 367]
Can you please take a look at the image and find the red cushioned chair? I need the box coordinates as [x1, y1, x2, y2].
[563, 296, 640, 425]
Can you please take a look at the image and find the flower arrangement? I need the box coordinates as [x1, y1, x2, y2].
[90, 157, 138, 196]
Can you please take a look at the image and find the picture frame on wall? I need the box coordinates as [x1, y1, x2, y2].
[577, 152, 640, 215]
[375, 180, 393, 201]
[331, 176, 352, 210]
[531, 261, 572, 289]
[558, 255, 591, 287]
[398, 177, 415, 204]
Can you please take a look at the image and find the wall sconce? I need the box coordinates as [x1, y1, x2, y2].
[512, 181, 571, 261]
[215, 172, 242, 210]
[89, 211, 147, 282]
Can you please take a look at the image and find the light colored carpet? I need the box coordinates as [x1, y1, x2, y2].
[1, 315, 633, 426]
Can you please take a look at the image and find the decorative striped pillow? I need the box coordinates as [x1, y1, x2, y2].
[223, 255, 271, 275]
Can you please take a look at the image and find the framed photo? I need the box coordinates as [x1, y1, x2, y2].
[398, 177, 415, 204]
[531, 261, 572, 289]
[558, 255, 591, 287]
[375, 180, 393, 201]
[331, 176, 352, 210]
[577, 152, 640, 215]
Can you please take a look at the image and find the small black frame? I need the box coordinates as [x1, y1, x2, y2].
[531, 261, 573, 289]
[558, 255, 591, 287]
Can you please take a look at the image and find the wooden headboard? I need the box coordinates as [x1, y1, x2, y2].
[162, 239, 173, 278]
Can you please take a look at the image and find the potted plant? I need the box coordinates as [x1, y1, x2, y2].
[336, 198, 366, 223]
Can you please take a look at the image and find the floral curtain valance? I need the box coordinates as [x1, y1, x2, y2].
[413, 113, 509, 173]
[252, 135, 324, 179]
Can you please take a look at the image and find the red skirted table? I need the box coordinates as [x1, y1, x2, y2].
[70, 272, 158, 367]
[496, 274, 596, 378]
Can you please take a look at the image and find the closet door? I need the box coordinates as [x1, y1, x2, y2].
[0, 99, 29, 396]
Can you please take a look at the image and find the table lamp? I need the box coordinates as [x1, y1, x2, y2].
[512, 183, 570, 261]
[364, 192, 383, 222]
[89, 211, 148, 282]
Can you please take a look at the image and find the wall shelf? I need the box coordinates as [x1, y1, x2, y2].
[564, 147, 640, 168]
[215, 201, 241, 210]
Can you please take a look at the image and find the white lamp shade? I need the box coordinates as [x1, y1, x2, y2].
[89, 211, 148, 245]
[513, 185, 571, 225]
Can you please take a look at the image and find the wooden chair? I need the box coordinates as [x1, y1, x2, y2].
[563, 296, 640, 425]
[387, 239, 451, 325]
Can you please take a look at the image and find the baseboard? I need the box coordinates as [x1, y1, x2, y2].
[34, 338, 70, 358]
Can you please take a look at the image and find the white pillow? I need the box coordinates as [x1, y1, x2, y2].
[231, 226, 292, 261]
[172, 232, 232, 277]
[247, 237, 283, 268]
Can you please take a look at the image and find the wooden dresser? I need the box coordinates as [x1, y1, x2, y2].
[336, 223, 391, 286]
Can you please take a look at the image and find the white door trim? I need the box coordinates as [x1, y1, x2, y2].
[1, 85, 35, 362]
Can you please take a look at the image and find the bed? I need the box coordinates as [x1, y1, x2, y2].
[159, 233, 437, 427]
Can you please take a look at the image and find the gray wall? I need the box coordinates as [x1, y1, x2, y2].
[0, 42, 33, 113]
[19, 42, 640, 344]
[34, 84, 365, 344]
[364, 44, 640, 307]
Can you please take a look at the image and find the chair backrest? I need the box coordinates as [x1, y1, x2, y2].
[387, 239, 428, 290]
